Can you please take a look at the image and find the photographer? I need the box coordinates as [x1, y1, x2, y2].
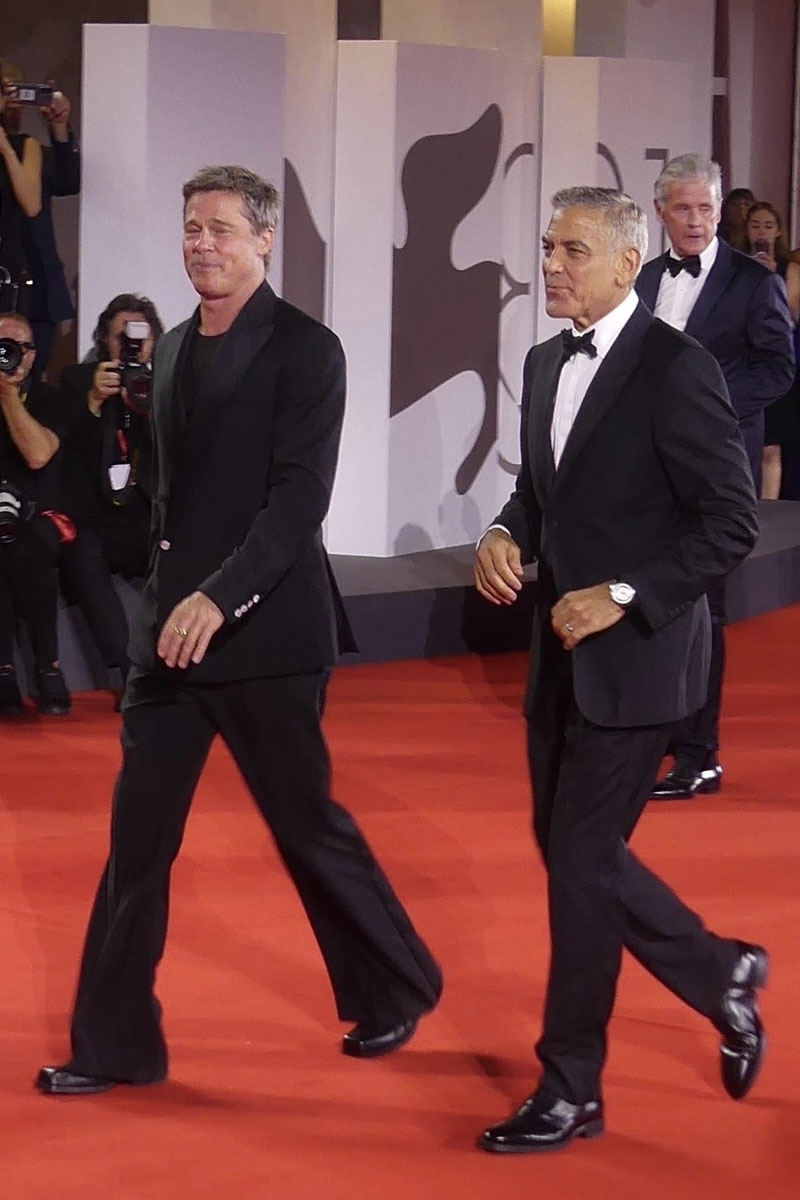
[0, 62, 42, 298]
[0, 311, 71, 717]
[58, 294, 163, 699]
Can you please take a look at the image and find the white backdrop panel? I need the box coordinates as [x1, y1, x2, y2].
[537, 56, 694, 342]
[80, 25, 285, 349]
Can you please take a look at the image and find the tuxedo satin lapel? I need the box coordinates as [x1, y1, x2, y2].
[685, 240, 734, 339]
[554, 303, 651, 485]
[152, 315, 194, 501]
[636, 258, 663, 311]
[528, 340, 562, 502]
[190, 281, 277, 415]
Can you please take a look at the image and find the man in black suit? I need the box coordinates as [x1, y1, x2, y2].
[37, 165, 441, 1095]
[637, 153, 794, 800]
[474, 188, 765, 1154]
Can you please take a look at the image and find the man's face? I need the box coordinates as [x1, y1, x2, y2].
[182, 190, 273, 302]
[106, 311, 154, 364]
[0, 316, 36, 386]
[655, 180, 720, 258]
[541, 206, 637, 330]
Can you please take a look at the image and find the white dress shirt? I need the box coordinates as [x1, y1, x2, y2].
[550, 288, 639, 466]
[653, 236, 718, 331]
[479, 289, 639, 547]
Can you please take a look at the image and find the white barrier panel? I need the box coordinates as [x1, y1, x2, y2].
[329, 41, 514, 557]
[537, 56, 695, 342]
[79, 24, 285, 349]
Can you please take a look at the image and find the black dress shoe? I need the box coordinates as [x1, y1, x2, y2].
[36, 1066, 117, 1095]
[715, 942, 769, 1100]
[35, 667, 71, 716]
[342, 1017, 418, 1058]
[650, 763, 722, 800]
[0, 666, 24, 717]
[479, 1091, 604, 1154]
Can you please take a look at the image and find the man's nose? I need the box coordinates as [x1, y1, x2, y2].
[194, 228, 215, 251]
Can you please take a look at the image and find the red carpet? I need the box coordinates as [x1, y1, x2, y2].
[2, 606, 800, 1198]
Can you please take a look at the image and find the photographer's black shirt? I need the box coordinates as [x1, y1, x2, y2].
[181, 327, 226, 418]
[0, 380, 71, 510]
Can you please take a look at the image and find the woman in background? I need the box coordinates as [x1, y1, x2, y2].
[746, 202, 800, 499]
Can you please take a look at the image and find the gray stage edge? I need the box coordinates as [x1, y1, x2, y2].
[19, 499, 800, 692]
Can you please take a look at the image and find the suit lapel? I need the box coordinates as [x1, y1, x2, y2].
[553, 302, 651, 484]
[152, 315, 193, 502]
[685, 239, 734, 339]
[527, 339, 562, 502]
[635, 257, 663, 312]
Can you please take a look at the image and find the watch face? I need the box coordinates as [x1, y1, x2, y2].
[611, 582, 635, 606]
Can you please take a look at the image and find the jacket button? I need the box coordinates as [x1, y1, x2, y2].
[252, 594, 260, 603]
[159, 539, 171, 551]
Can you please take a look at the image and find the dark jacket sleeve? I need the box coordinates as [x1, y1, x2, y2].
[724, 270, 795, 418]
[46, 131, 81, 197]
[492, 347, 542, 564]
[198, 326, 346, 620]
[626, 342, 758, 633]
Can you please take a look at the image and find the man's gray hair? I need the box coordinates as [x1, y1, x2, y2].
[182, 165, 280, 235]
[654, 153, 723, 207]
[552, 186, 649, 263]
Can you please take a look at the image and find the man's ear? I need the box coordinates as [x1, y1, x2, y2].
[653, 198, 665, 226]
[617, 246, 641, 287]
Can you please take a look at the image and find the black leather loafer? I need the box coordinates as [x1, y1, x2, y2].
[650, 764, 722, 800]
[342, 1017, 418, 1058]
[479, 1091, 604, 1154]
[716, 942, 769, 1100]
[36, 1066, 117, 1095]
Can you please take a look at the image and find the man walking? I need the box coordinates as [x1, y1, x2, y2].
[474, 187, 765, 1153]
[37, 165, 441, 1095]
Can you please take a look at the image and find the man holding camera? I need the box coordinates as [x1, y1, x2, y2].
[0, 311, 71, 716]
[58, 294, 162, 698]
[37, 165, 440, 1095]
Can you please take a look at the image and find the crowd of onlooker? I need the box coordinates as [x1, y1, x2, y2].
[2, 54, 800, 719]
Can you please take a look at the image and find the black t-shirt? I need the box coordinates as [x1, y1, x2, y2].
[180, 327, 226, 417]
[0, 379, 72, 510]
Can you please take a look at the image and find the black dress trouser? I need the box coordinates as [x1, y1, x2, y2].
[667, 582, 726, 771]
[68, 669, 442, 1082]
[526, 636, 739, 1104]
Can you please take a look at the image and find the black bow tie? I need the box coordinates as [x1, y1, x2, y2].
[560, 328, 597, 360]
[665, 254, 702, 278]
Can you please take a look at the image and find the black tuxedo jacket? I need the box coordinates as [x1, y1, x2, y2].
[496, 301, 758, 728]
[636, 240, 795, 472]
[128, 282, 355, 682]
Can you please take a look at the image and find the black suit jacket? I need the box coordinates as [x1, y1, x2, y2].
[636, 240, 795, 474]
[128, 281, 355, 681]
[496, 301, 758, 728]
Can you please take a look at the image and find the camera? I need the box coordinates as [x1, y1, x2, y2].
[753, 239, 770, 256]
[7, 82, 54, 107]
[118, 320, 153, 414]
[0, 480, 34, 544]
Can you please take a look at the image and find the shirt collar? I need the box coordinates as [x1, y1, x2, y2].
[667, 235, 719, 272]
[576, 289, 639, 360]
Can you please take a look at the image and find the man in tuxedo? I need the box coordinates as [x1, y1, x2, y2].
[637, 153, 794, 800]
[37, 165, 441, 1095]
[475, 188, 764, 1154]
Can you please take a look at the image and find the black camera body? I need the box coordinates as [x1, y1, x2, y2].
[0, 480, 35, 544]
[0, 338, 24, 376]
[9, 82, 54, 107]
[118, 320, 153, 414]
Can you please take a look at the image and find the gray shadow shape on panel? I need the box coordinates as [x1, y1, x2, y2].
[282, 158, 326, 322]
[390, 105, 503, 496]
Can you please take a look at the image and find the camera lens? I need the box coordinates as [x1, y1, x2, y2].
[0, 339, 23, 376]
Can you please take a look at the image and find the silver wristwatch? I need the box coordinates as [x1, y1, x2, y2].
[609, 580, 636, 608]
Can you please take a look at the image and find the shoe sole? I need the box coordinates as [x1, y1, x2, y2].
[478, 1118, 605, 1153]
[36, 1075, 164, 1096]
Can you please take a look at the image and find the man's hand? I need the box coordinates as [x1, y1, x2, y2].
[475, 528, 524, 605]
[551, 583, 626, 650]
[157, 591, 225, 669]
[88, 361, 121, 414]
